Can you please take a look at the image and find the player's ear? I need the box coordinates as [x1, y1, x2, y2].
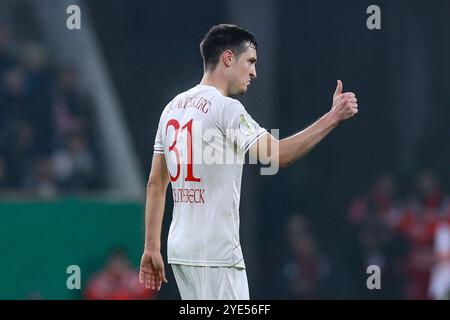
[222, 50, 233, 67]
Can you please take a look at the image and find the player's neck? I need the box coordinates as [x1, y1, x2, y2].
[200, 73, 229, 96]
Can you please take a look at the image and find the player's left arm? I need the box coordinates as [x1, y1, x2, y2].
[139, 153, 170, 291]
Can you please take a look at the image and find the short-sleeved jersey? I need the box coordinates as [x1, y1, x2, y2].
[154, 84, 267, 268]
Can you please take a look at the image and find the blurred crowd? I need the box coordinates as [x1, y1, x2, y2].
[265, 169, 449, 300]
[0, 26, 102, 197]
[27, 247, 156, 300]
[84, 248, 156, 300]
[347, 170, 450, 300]
[263, 212, 334, 299]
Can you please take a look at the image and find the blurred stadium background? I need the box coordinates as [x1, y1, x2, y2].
[0, 0, 449, 299]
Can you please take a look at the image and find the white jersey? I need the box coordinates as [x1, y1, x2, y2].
[154, 84, 267, 268]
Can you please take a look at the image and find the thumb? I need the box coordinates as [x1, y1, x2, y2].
[333, 80, 343, 98]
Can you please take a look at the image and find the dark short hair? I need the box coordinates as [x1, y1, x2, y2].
[200, 24, 257, 71]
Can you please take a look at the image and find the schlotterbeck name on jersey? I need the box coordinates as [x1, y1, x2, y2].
[172, 188, 206, 204]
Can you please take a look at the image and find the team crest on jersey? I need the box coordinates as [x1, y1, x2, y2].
[239, 114, 256, 136]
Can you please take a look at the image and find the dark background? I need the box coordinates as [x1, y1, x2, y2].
[0, 0, 448, 299]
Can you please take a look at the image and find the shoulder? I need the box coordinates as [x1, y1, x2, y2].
[214, 97, 251, 133]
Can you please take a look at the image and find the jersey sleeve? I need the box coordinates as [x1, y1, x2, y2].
[153, 124, 164, 154]
[153, 105, 169, 154]
[219, 100, 267, 155]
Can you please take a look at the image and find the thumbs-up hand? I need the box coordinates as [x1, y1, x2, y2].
[330, 80, 358, 123]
